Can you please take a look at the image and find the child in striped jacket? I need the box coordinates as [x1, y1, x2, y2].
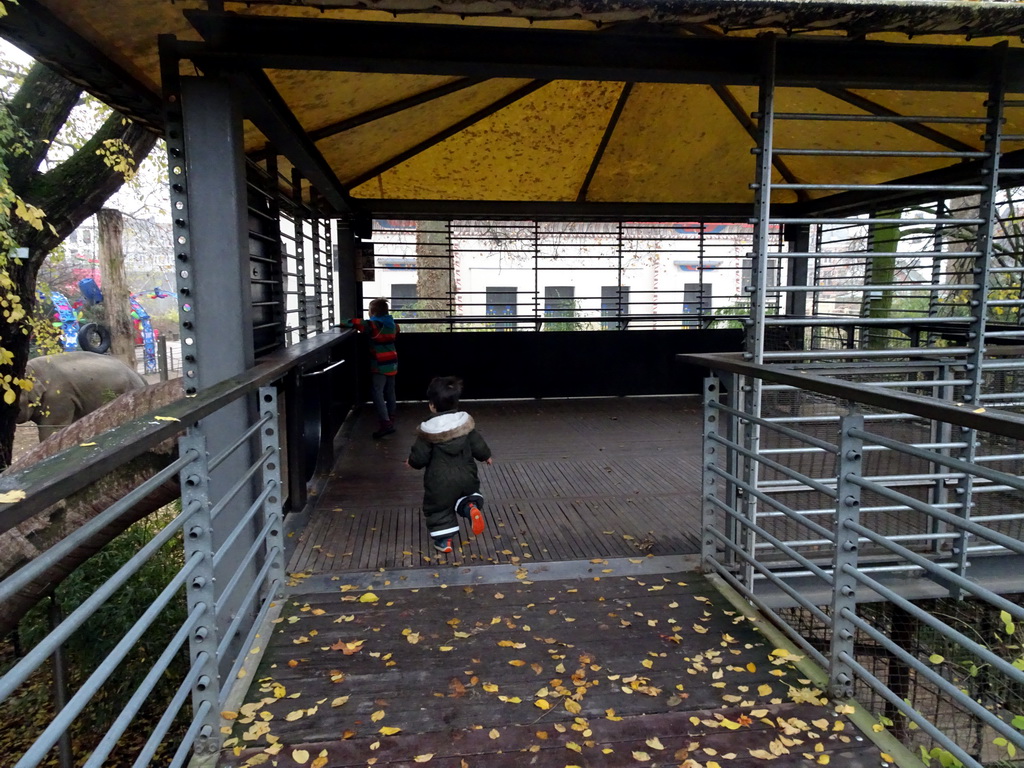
[344, 298, 399, 438]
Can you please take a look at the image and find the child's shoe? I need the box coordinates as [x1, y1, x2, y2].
[468, 503, 485, 536]
[433, 538, 453, 554]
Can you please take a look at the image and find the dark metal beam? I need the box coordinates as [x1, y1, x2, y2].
[0, 0, 162, 131]
[710, 83, 808, 204]
[820, 87, 978, 154]
[577, 82, 632, 203]
[337, 198, 763, 221]
[342, 79, 550, 192]
[215, 65, 358, 214]
[184, 11, 1023, 92]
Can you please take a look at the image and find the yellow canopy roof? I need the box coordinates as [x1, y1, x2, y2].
[6, 0, 1024, 216]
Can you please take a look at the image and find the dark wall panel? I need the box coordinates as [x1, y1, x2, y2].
[361, 329, 746, 402]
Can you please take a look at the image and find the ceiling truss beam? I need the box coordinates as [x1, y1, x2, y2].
[185, 11, 1023, 92]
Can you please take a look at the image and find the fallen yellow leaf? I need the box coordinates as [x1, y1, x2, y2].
[291, 749, 310, 764]
[379, 726, 401, 736]
[413, 754, 433, 763]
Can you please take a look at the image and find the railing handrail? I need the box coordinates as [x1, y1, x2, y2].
[679, 351, 1024, 441]
[0, 329, 352, 532]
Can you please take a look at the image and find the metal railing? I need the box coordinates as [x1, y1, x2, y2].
[0, 331, 347, 767]
[685, 351, 1024, 768]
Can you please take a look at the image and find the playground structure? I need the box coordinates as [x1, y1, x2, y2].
[44, 281, 173, 373]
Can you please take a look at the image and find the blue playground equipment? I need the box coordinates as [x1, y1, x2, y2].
[47, 291, 81, 351]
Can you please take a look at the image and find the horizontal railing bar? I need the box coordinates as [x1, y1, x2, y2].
[709, 433, 838, 498]
[212, 481, 277, 571]
[772, 183, 985, 192]
[84, 603, 205, 768]
[208, 447, 275, 523]
[780, 251, 980, 259]
[843, 564, 1024, 682]
[0, 329, 352, 528]
[708, 466, 837, 540]
[842, 613, 1024, 755]
[132, 651, 209, 768]
[710, 401, 839, 453]
[979, 359, 1024, 370]
[217, 548, 280, 663]
[14, 551, 204, 768]
[772, 148, 987, 159]
[846, 521, 1024, 621]
[839, 653, 984, 768]
[0, 452, 198, 604]
[967, 544, 1016, 553]
[849, 477, 1024, 556]
[766, 283, 978, 293]
[851, 428, 1024, 494]
[764, 315, 976, 326]
[0, 518, 198, 700]
[169, 699, 212, 768]
[770, 112, 988, 124]
[681, 352, 1024, 442]
[764, 413, 912, 423]
[704, 528, 833, 627]
[221, 568, 282, 693]
[208, 413, 273, 471]
[763, 347, 973, 360]
[710, 496, 837, 578]
[769, 217, 983, 225]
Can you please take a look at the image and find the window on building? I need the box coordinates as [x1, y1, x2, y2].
[683, 283, 712, 327]
[486, 287, 517, 330]
[391, 284, 418, 317]
[600, 286, 630, 330]
[544, 286, 574, 317]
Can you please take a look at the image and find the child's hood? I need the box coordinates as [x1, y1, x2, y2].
[417, 411, 475, 447]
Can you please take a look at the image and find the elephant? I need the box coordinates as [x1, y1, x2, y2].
[17, 352, 148, 441]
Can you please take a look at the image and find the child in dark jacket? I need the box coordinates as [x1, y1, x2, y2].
[343, 298, 399, 439]
[406, 376, 492, 554]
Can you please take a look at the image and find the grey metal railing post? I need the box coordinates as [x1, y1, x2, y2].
[720, 371, 741, 571]
[702, 377, 721, 569]
[829, 411, 864, 700]
[157, 336, 169, 382]
[179, 430, 219, 760]
[258, 386, 287, 596]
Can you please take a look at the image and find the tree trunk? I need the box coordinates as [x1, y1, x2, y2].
[97, 208, 135, 368]
[0, 62, 157, 470]
[0, 378, 184, 638]
[415, 221, 453, 331]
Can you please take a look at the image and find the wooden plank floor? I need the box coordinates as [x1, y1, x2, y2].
[220, 564, 887, 767]
[290, 396, 705, 574]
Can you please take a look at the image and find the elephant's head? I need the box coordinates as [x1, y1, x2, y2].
[15, 380, 39, 425]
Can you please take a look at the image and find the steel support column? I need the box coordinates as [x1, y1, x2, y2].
[176, 73, 262, 680]
[829, 411, 864, 700]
